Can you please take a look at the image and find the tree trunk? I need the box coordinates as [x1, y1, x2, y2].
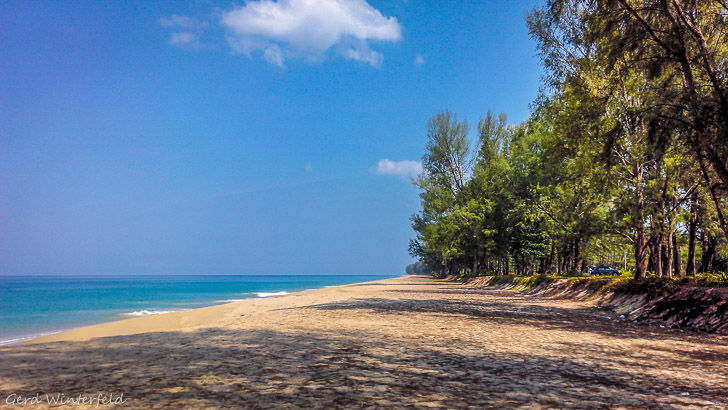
[472, 248, 479, 277]
[547, 240, 555, 273]
[672, 230, 681, 277]
[633, 162, 647, 280]
[655, 235, 663, 277]
[634, 225, 647, 279]
[561, 245, 570, 273]
[662, 233, 672, 278]
[699, 233, 716, 273]
[648, 234, 662, 277]
[572, 238, 581, 272]
[686, 191, 699, 276]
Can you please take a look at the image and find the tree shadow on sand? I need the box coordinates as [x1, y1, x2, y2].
[1, 325, 726, 408]
[298, 292, 727, 345]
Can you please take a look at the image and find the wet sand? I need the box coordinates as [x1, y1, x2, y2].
[1, 275, 726, 408]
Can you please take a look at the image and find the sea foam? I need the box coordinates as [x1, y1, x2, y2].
[0, 331, 60, 346]
[255, 291, 289, 298]
[121, 309, 176, 317]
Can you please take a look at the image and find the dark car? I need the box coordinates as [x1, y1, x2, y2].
[591, 266, 621, 276]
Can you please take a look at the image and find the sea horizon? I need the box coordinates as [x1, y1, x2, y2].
[0, 274, 400, 346]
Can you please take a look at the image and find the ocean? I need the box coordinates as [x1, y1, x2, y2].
[0, 274, 398, 345]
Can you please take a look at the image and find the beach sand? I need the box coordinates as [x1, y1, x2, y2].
[1, 275, 727, 408]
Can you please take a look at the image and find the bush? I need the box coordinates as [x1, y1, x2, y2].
[488, 275, 519, 286]
[561, 270, 584, 278]
[531, 273, 557, 287]
[457, 271, 473, 282]
[695, 272, 728, 283]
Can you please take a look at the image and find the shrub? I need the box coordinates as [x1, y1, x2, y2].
[561, 270, 585, 278]
[695, 272, 728, 284]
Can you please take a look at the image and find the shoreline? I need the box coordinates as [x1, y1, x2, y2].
[1, 276, 400, 346]
[1, 309, 195, 347]
[22, 276, 400, 345]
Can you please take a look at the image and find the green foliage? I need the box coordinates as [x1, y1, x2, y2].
[695, 272, 728, 284]
[619, 270, 634, 279]
[560, 270, 582, 278]
[405, 261, 432, 275]
[408, 1, 727, 280]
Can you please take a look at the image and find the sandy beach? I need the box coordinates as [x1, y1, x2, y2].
[1, 275, 727, 408]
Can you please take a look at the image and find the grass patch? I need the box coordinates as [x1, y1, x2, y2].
[480, 272, 726, 296]
[609, 274, 728, 297]
[479, 274, 560, 289]
[460, 271, 727, 295]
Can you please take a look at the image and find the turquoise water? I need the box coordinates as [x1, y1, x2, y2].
[0, 274, 397, 345]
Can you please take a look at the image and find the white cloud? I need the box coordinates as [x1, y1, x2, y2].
[159, 15, 209, 49]
[305, 162, 313, 173]
[169, 32, 198, 45]
[227, 36, 268, 57]
[345, 42, 383, 66]
[264, 44, 285, 67]
[414, 55, 424, 65]
[220, 0, 401, 67]
[159, 15, 208, 29]
[374, 159, 422, 178]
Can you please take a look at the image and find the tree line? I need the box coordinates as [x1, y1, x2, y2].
[408, 0, 727, 280]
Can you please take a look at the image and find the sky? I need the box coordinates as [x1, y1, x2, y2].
[0, 0, 543, 276]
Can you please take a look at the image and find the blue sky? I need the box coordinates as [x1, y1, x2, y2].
[1, 0, 543, 275]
